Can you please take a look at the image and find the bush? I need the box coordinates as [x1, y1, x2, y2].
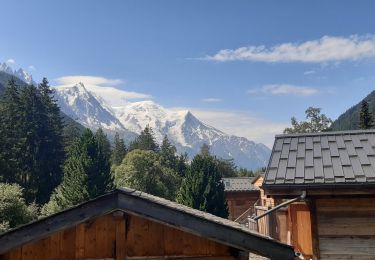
[0, 183, 38, 232]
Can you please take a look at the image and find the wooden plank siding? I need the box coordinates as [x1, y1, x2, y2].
[252, 176, 274, 207]
[316, 198, 375, 260]
[1, 212, 235, 260]
[225, 191, 259, 221]
[288, 203, 314, 259]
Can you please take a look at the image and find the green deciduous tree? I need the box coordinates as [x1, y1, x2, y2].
[359, 100, 374, 129]
[0, 183, 38, 233]
[284, 107, 332, 134]
[114, 149, 180, 200]
[177, 151, 228, 218]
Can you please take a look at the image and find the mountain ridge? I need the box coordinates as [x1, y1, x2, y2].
[55, 83, 271, 170]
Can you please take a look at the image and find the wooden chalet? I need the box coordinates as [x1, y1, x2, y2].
[0, 188, 295, 260]
[262, 130, 375, 260]
[223, 177, 260, 221]
[251, 175, 274, 208]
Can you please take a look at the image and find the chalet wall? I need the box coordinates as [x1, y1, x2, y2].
[1, 212, 236, 260]
[316, 198, 375, 260]
[225, 191, 259, 220]
[252, 176, 274, 207]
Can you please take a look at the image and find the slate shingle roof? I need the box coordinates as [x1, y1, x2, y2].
[263, 130, 375, 187]
[223, 177, 259, 191]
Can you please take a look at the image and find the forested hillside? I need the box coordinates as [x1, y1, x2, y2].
[331, 90, 375, 131]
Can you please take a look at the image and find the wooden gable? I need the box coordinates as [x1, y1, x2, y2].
[0, 189, 295, 260]
[1, 212, 236, 260]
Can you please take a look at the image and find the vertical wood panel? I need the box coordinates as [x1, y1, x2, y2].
[75, 224, 85, 260]
[164, 225, 183, 255]
[115, 215, 126, 260]
[95, 215, 108, 257]
[83, 221, 96, 258]
[48, 232, 60, 260]
[289, 203, 313, 259]
[60, 227, 76, 259]
[2, 248, 22, 260]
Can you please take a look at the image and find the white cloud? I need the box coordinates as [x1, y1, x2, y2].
[56, 75, 123, 86]
[54, 75, 152, 106]
[303, 70, 316, 75]
[179, 108, 288, 148]
[5, 58, 15, 64]
[249, 84, 318, 96]
[205, 35, 375, 63]
[28, 65, 36, 71]
[202, 98, 222, 102]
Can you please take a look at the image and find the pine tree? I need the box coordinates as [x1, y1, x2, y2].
[176, 153, 188, 177]
[18, 80, 64, 204]
[95, 128, 112, 160]
[111, 132, 127, 166]
[19, 84, 48, 202]
[359, 100, 374, 129]
[160, 135, 178, 170]
[217, 158, 237, 177]
[63, 122, 81, 153]
[42, 129, 113, 215]
[177, 154, 228, 218]
[0, 78, 65, 204]
[128, 125, 159, 152]
[0, 79, 23, 184]
[36, 78, 64, 203]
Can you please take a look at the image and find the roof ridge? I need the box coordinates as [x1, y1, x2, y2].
[275, 129, 375, 138]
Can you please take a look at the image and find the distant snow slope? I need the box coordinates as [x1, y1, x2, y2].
[55, 83, 271, 170]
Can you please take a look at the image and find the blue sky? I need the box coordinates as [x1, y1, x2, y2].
[2, 0, 375, 146]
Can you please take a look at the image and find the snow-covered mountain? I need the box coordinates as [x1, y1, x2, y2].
[55, 83, 271, 170]
[54, 83, 137, 140]
[0, 62, 35, 85]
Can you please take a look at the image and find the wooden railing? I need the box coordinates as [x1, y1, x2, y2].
[234, 204, 277, 236]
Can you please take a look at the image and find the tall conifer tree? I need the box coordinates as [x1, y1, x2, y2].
[0, 79, 23, 184]
[0, 78, 64, 203]
[111, 132, 127, 166]
[359, 100, 374, 129]
[177, 151, 228, 218]
[42, 129, 113, 215]
[160, 135, 178, 170]
[128, 125, 159, 152]
[95, 128, 112, 160]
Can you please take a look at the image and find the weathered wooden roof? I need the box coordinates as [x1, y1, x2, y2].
[0, 188, 295, 259]
[223, 177, 259, 191]
[263, 130, 375, 188]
